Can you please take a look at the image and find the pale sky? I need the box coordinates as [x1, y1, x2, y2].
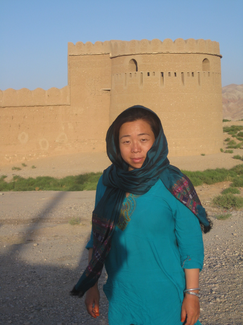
[1, 0, 243, 90]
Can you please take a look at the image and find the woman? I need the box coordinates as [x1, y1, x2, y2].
[71, 106, 212, 325]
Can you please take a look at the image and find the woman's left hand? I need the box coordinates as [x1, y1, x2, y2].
[181, 294, 200, 325]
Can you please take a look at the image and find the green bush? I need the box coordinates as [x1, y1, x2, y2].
[231, 164, 243, 174]
[230, 176, 243, 187]
[224, 138, 230, 142]
[233, 155, 243, 161]
[213, 194, 243, 209]
[12, 166, 21, 171]
[224, 150, 233, 153]
[223, 119, 231, 122]
[227, 140, 237, 146]
[238, 132, 243, 137]
[221, 187, 240, 195]
[223, 125, 243, 133]
[226, 141, 243, 149]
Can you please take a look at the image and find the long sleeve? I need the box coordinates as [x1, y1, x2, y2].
[174, 198, 204, 270]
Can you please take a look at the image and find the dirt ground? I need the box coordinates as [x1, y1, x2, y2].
[0, 146, 243, 324]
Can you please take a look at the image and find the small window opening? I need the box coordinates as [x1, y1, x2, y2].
[181, 72, 184, 85]
[129, 59, 138, 72]
[140, 72, 143, 86]
[147, 72, 150, 76]
[160, 72, 164, 86]
[174, 72, 177, 77]
[202, 58, 210, 71]
[168, 72, 171, 77]
[192, 72, 194, 77]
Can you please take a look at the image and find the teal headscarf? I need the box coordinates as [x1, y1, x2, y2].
[71, 105, 211, 297]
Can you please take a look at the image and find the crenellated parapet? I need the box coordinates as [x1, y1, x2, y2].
[0, 86, 70, 107]
[110, 38, 221, 57]
[68, 38, 221, 57]
[68, 41, 112, 55]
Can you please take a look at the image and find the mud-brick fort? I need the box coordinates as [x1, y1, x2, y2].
[0, 38, 223, 165]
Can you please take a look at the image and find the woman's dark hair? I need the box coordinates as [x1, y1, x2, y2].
[112, 105, 161, 155]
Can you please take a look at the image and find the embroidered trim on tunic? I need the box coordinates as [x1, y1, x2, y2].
[118, 194, 139, 231]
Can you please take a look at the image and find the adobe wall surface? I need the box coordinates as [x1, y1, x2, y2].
[0, 38, 223, 166]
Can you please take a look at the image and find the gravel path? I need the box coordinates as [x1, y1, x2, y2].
[0, 191, 242, 325]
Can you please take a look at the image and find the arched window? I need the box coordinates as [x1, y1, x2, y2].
[129, 59, 138, 72]
[202, 58, 210, 71]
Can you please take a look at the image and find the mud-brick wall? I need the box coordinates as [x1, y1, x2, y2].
[109, 39, 223, 156]
[0, 38, 223, 165]
[67, 42, 111, 153]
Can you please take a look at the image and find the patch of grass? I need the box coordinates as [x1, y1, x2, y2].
[233, 142, 243, 149]
[238, 132, 243, 137]
[69, 217, 81, 225]
[31, 165, 36, 169]
[1, 165, 243, 192]
[182, 164, 243, 187]
[228, 131, 237, 136]
[233, 155, 243, 161]
[221, 187, 240, 195]
[231, 164, 243, 175]
[213, 194, 243, 209]
[227, 140, 237, 146]
[12, 166, 21, 171]
[201, 153, 205, 156]
[230, 176, 243, 187]
[220, 148, 224, 152]
[224, 150, 233, 153]
[0, 172, 102, 191]
[22, 163, 27, 167]
[183, 168, 233, 187]
[215, 213, 231, 220]
[223, 125, 243, 133]
[223, 119, 231, 122]
[224, 138, 230, 142]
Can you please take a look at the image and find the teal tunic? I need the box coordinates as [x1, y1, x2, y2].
[87, 176, 203, 325]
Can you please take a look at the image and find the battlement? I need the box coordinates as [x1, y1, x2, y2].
[0, 86, 70, 107]
[68, 38, 221, 57]
[68, 41, 112, 55]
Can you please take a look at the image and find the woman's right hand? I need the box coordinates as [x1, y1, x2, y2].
[85, 284, 100, 318]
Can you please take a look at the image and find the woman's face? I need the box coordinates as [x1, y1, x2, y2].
[119, 119, 155, 170]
